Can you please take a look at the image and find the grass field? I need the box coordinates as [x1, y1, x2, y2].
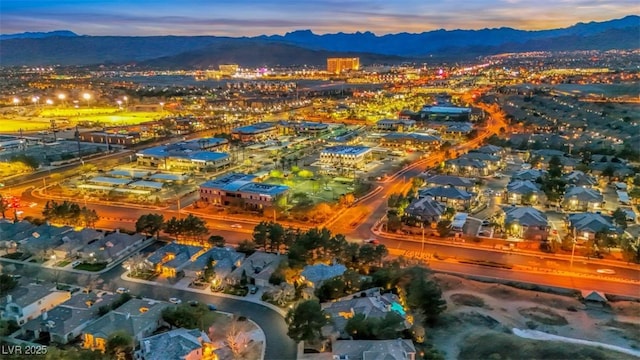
[0, 107, 164, 133]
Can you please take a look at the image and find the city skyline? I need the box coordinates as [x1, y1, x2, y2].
[1, 0, 636, 36]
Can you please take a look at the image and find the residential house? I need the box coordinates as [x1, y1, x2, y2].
[136, 328, 216, 360]
[228, 252, 284, 287]
[418, 186, 475, 211]
[422, 174, 476, 193]
[530, 149, 578, 172]
[183, 247, 245, 283]
[16, 224, 74, 257]
[146, 243, 205, 277]
[562, 187, 604, 212]
[501, 206, 549, 241]
[78, 231, 146, 263]
[443, 158, 489, 177]
[1, 283, 71, 325]
[321, 289, 407, 339]
[0, 220, 36, 249]
[473, 145, 505, 157]
[404, 196, 446, 224]
[590, 162, 635, 179]
[83, 298, 170, 353]
[52, 228, 104, 260]
[331, 339, 416, 360]
[300, 263, 347, 288]
[458, 152, 504, 172]
[505, 180, 543, 205]
[511, 169, 546, 182]
[567, 213, 619, 241]
[563, 171, 598, 188]
[22, 291, 118, 344]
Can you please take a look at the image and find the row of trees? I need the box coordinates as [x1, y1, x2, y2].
[42, 200, 99, 227]
[135, 213, 208, 242]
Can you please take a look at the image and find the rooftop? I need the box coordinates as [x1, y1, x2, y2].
[503, 206, 548, 227]
[139, 328, 211, 360]
[321, 145, 372, 156]
[232, 122, 277, 134]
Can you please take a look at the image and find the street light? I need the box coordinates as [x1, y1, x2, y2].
[12, 97, 20, 105]
[82, 93, 91, 107]
[45, 99, 53, 105]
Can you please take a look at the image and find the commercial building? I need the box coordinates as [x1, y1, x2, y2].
[79, 132, 141, 147]
[420, 105, 472, 121]
[319, 146, 372, 174]
[327, 57, 360, 74]
[379, 132, 441, 151]
[219, 63, 239, 76]
[199, 173, 289, 210]
[376, 119, 416, 132]
[231, 122, 280, 142]
[136, 138, 230, 171]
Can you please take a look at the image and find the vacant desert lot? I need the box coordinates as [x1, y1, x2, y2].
[430, 274, 640, 360]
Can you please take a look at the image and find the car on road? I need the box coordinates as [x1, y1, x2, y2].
[116, 287, 129, 294]
[169, 297, 182, 304]
[596, 269, 616, 275]
[230, 224, 242, 229]
[207, 304, 217, 311]
[364, 239, 380, 245]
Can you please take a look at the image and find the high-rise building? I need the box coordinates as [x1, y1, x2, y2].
[327, 57, 360, 74]
[218, 64, 239, 76]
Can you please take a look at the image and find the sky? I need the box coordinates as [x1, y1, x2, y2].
[0, 0, 636, 36]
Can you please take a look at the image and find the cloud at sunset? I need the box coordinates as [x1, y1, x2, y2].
[0, 0, 635, 36]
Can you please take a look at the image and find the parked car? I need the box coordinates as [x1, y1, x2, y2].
[188, 300, 199, 307]
[249, 286, 258, 294]
[481, 220, 491, 226]
[116, 287, 129, 294]
[71, 260, 82, 267]
[207, 304, 217, 311]
[169, 297, 182, 304]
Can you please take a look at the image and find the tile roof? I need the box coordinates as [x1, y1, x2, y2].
[503, 206, 548, 227]
[139, 328, 211, 360]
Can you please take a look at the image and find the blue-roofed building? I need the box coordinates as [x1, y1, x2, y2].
[231, 122, 279, 142]
[199, 173, 289, 210]
[319, 146, 372, 174]
[135, 138, 229, 171]
[420, 105, 472, 121]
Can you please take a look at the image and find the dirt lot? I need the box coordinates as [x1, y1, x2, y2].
[430, 274, 640, 359]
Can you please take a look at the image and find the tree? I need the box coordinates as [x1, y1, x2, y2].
[163, 217, 182, 240]
[253, 222, 269, 250]
[0, 319, 19, 336]
[135, 213, 165, 238]
[285, 300, 329, 343]
[181, 214, 208, 242]
[345, 312, 405, 340]
[236, 240, 256, 255]
[436, 220, 451, 237]
[612, 208, 628, 230]
[79, 207, 99, 228]
[298, 169, 314, 178]
[105, 331, 133, 358]
[208, 235, 225, 247]
[0, 273, 18, 296]
[547, 155, 562, 179]
[601, 164, 616, 178]
[406, 276, 447, 326]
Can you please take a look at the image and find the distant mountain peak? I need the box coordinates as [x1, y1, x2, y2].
[0, 30, 78, 40]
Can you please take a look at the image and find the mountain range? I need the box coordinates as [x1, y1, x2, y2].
[0, 15, 637, 67]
